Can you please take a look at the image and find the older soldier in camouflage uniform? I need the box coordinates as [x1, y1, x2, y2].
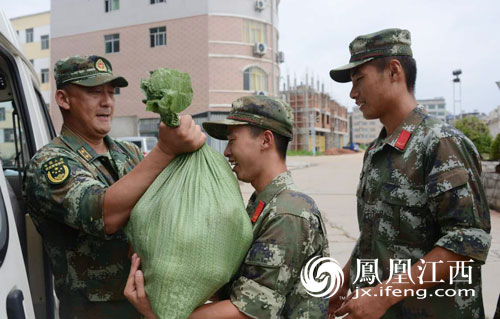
[125, 96, 330, 318]
[328, 29, 491, 318]
[24, 55, 205, 319]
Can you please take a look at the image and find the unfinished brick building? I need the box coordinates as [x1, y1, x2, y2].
[282, 83, 348, 152]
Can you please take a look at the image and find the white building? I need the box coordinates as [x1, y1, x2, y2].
[351, 106, 383, 145]
[417, 97, 447, 122]
[486, 106, 500, 138]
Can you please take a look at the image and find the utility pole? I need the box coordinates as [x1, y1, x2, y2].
[452, 69, 462, 119]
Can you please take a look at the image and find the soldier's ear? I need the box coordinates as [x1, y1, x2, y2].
[261, 130, 274, 151]
[55, 88, 71, 111]
[388, 59, 403, 83]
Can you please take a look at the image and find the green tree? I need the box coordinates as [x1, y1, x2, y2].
[453, 116, 492, 156]
[490, 133, 500, 160]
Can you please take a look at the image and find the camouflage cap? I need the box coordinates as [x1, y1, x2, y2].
[203, 96, 294, 140]
[54, 55, 128, 89]
[329, 28, 412, 83]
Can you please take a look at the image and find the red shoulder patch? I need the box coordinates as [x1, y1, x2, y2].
[395, 129, 411, 150]
[251, 201, 266, 223]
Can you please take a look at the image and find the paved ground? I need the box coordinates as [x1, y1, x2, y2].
[239, 153, 500, 318]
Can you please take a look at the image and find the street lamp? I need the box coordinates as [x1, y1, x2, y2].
[452, 69, 462, 118]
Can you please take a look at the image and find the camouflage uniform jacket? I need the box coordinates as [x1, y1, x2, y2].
[351, 107, 491, 318]
[24, 126, 143, 318]
[229, 171, 330, 318]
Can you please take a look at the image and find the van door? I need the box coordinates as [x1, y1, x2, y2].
[0, 30, 56, 318]
[0, 162, 35, 319]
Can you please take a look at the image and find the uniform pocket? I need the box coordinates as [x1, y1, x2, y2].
[380, 182, 436, 246]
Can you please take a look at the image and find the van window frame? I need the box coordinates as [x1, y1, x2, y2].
[0, 186, 8, 267]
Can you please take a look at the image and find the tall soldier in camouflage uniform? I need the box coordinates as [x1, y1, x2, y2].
[124, 96, 330, 318]
[328, 29, 491, 318]
[24, 55, 205, 319]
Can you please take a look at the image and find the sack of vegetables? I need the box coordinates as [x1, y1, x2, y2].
[125, 69, 253, 318]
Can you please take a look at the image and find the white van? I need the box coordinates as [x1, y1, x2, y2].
[118, 136, 158, 155]
[0, 10, 57, 319]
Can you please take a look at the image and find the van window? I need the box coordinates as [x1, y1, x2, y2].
[0, 100, 29, 172]
[130, 141, 141, 148]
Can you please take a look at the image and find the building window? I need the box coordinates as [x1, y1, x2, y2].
[243, 67, 268, 92]
[115, 87, 120, 95]
[41, 35, 49, 50]
[29, 59, 34, 65]
[105, 34, 120, 53]
[105, 0, 120, 12]
[26, 28, 34, 43]
[41, 69, 49, 83]
[150, 27, 166, 47]
[4, 129, 14, 143]
[150, 0, 165, 3]
[244, 20, 266, 43]
[0, 108, 4, 121]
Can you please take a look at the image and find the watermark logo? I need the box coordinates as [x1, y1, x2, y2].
[300, 256, 344, 298]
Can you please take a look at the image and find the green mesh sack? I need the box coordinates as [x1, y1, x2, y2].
[125, 69, 253, 318]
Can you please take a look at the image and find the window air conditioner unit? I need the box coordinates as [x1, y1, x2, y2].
[255, 0, 266, 11]
[255, 91, 268, 96]
[277, 51, 284, 63]
[253, 42, 267, 56]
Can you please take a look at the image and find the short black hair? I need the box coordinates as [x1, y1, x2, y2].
[247, 125, 289, 160]
[372, 56, 417, 93]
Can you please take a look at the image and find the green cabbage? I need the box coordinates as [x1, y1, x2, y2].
[140, 68, 194, 127]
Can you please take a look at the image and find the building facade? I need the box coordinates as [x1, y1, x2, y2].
[281, 84, 348, 152]
[417, 97, 447, 122]
[351, 106, 383, 145]
[486, 106, 500, 138]
[10, 11, 51, 104]
[50, 0, 281, 146]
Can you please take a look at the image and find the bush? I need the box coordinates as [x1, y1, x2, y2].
[453, 116, 492, 155]
[490, 133, 500, 160]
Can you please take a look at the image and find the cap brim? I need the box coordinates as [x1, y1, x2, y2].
[202, 119, 248, 140]
[329, 57, 375, 83]
[74, 74, 129, 88]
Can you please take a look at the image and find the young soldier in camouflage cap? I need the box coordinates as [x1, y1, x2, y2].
[328, 28, 491, 319]
[24, 55, 205, 318]
[124, 95, 330, 318]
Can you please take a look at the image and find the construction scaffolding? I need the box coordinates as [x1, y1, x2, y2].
[281, 74, 349, 152]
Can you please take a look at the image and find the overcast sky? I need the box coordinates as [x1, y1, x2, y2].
[4, 0, 500, 114]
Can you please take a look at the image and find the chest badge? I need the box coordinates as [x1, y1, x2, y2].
[43, 157, 71, 185]
[395, 129, 412, 150]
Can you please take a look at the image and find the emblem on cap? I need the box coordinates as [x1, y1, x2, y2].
[95, 59, 108, 72]
[43, 157, 71, 185]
